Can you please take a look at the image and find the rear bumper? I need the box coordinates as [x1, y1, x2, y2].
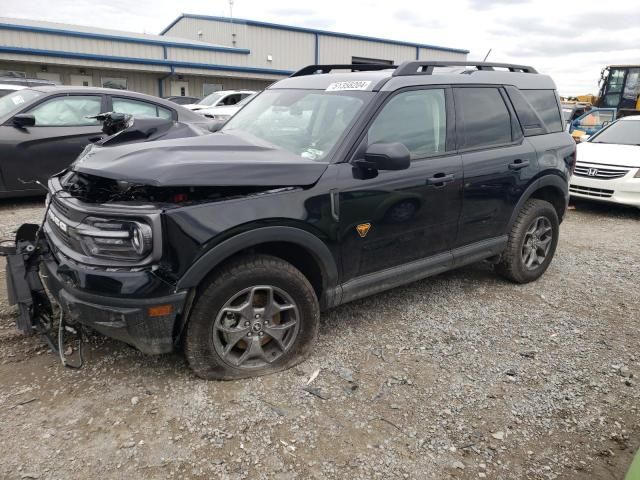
[41, 252, 188, 354]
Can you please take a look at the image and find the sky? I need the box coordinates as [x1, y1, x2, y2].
[2, 0, 639, 95]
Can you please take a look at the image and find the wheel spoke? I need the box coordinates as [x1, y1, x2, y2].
[263, 321, 297, 350]
[525, 249, 536, 268]
[223, 301, 253, 321]
[235, 336, 267, 366]
[218, 325, 251, 355]
[538, 236, 552, 250]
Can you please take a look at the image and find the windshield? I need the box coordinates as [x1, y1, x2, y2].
[0, 89, 42, 117]
[197, 92, 226, 106]
[222, 89, 370, 160]
[590, 119, 640, 145]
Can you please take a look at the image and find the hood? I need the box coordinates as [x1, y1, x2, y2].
[184, 104, 205, 111]
[199, 104, 239, 116]
[72, 131, 329, 187]
[577, 142, 640, 168]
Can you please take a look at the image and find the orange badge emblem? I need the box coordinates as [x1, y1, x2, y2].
[356, 223, 371, 238]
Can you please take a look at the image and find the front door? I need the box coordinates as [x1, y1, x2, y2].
[454, 86, 537, 246]
[0, 94, 104, 193]
[338, 87, 462, 281]
[69, 74, 93, 87]
[170, 81, 190, 97]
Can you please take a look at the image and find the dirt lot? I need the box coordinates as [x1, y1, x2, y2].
[0, 198, 639, 480]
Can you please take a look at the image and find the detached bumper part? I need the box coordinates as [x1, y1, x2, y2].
[41, 254, 187, 355]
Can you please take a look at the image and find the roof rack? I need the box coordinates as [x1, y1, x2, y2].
[290, 64, 397, 77]
[393, 61, 538, 76]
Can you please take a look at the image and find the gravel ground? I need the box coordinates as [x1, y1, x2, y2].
[0, 197, 639, 480]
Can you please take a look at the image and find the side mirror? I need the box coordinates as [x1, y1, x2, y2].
[208, 120, 225, 132]
[13, 114, 35, 128]
[363, 142, 410, 171]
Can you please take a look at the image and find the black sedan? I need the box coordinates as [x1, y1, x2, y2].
[0, 86, 213, 198]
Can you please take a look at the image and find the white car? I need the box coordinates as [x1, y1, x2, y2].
[571, 115, 640, 208]
[184, 90, 256, 112]
[0, 83, 27, 97]
[196, 93, 257, 122]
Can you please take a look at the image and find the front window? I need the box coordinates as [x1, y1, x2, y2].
[0, 89, 42, 117]
[222, 89, 370, 160]
[28, 95, 102, 126]
[197, 91, 226, 106]
[576, 110, 615, 128]
[590, 119, 640, 146]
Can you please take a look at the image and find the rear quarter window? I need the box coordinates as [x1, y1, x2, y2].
[521, 89, 563, 133]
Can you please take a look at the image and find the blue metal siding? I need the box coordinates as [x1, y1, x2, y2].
[0, 22, 250, 54]
[161, 14, 469, 54]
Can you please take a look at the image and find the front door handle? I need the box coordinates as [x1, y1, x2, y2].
[427, 173, 455, 186]
[509, 159, 530, 170]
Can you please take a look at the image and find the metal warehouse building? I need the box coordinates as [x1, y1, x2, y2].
[0, 14, 469, 98]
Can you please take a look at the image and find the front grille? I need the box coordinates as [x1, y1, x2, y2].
[569, 184, 614, 198]
[573, 163, 630, 180]
[52, 196, 72, 217]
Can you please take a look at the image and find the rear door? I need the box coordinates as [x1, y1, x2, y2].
[454, 86, 537, 247]
[1, 93, 105, 193]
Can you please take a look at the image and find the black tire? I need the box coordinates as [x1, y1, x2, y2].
[184, 254, 320, 380]
[496, 199, 559, 284]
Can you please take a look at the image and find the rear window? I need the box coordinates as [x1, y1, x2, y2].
[521, 89, 563, 133]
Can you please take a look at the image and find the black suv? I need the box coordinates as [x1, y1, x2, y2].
[5, 62, 576, 379]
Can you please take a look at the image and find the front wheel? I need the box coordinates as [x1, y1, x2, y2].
[184, 254, 320, 380]
[496, 199, 560, 284]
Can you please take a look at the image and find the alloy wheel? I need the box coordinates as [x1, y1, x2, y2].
[521, 216, 553, 270]
[212, 285, 300, 368]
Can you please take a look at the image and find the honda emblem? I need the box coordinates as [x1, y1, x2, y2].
[587, 168, 598, 176]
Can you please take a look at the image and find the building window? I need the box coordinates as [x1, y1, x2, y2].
[203, 83, 223, 96]
[101, 77, 128, 90]
[352, 56, 393, 65]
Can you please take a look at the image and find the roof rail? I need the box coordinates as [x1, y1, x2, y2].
[392, 61, 538, 76]
[290, 64, 396, 77]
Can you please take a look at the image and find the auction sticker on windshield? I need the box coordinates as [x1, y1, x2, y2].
[326, 81, 371, 91]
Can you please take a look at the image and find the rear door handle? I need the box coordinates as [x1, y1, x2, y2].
[509, 159, 530, 170]
[427, 173, 455, 186]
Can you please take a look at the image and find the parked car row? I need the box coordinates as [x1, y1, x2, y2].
[0, 86, 217, 198]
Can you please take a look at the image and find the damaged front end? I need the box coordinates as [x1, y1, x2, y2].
[3, 127, 327, 369]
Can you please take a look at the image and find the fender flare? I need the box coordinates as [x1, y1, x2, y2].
[505, 174, 569, 233]
[176, 226, 340, 305]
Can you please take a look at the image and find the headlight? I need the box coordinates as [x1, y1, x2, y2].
[75, 217, 153, 260]
[210, 114, 231, 122]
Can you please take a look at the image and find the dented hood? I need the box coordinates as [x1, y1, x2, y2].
[72, 131, 329, 187]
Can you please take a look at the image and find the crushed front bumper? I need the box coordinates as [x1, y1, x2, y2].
[4, 226, 189, 355]
[39, 252, 188, 354]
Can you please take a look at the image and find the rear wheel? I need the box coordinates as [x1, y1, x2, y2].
[496, 199, 559, 284]
[184, 254, 320, 380]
